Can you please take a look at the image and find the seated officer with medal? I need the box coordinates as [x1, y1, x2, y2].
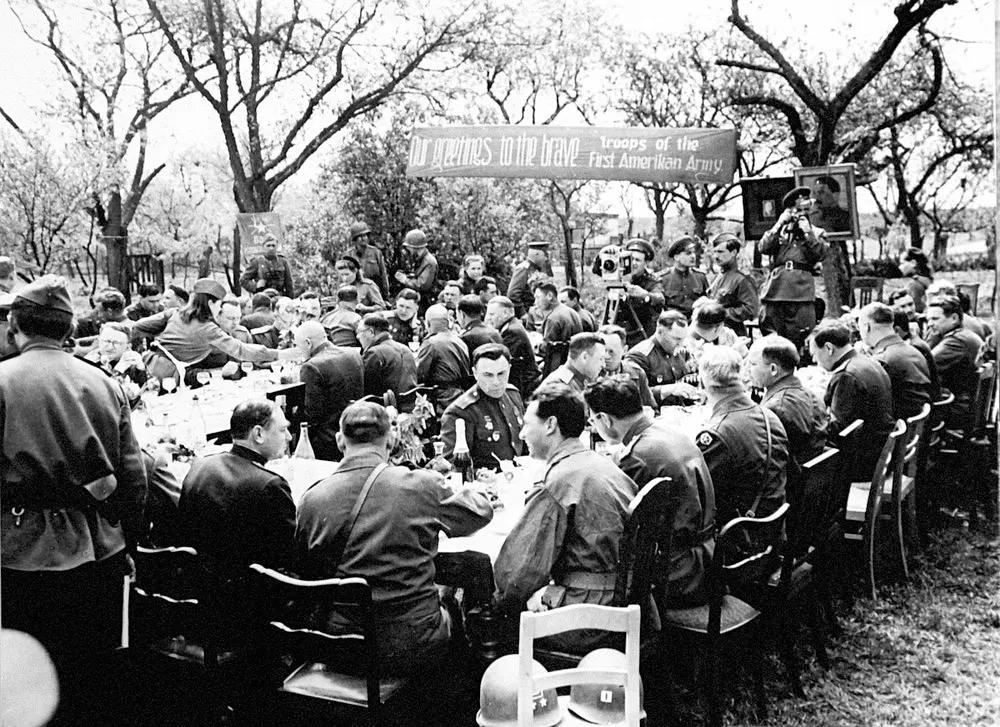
[441, 343, 525, 470]
[625, 309, 701, 406]
[240, 234, 295, 298]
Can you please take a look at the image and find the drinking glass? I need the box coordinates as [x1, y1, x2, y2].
[241, 361, 254, 378]
[162, 377, 177, 394]
[196, 371, 211, 387]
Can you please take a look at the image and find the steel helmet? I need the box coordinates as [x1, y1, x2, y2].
[568, 648, 644, 724]
[403, 229, 428, 248]
[349, 222, 371, 239]
[477, 654, 562, 727]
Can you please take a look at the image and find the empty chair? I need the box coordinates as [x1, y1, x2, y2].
[851, 277, 884, 308]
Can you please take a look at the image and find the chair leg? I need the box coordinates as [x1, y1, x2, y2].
[777, 612, 804, 697]
[704, 638, 722, 727]
[749, 632, 768, 722]
[863, 520, 878, 601]
[806, 588, 831, 670]
[894, 500, 910, 582]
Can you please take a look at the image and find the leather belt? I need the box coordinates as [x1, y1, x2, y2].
[782, 261, 813, 272]
[557, 571, 618, 590]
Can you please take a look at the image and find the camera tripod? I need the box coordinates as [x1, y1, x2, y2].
[601, 283, 645, 333]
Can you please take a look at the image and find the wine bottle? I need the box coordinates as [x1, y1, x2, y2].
[451, 419, 475, 487]
[188, 395, 208, 453]
[293, 423, 315, 459]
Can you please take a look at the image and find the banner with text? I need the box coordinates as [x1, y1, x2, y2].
[405, 126, 737, 185]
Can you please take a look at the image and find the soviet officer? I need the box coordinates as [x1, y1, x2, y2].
[440, 343, 525, 470]
[661, 236, 709, 318]
[611, 238, 664, 347]
[507, 240, 551, 319]
[240, 235, 295, 298]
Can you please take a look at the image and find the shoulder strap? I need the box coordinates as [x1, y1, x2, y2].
[327, 462, 389, 570]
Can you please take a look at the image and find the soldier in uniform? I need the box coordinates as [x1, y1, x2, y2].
[625, 309, 701, 406]
[925, 294, 984, 431]
[457, 294, 503, 357]
[346, 221, 390, 297]
[539, 332, 606, 407]
[249, 295, 297, 350]
[507, 240, 551, 318]
[536, 280, 583, 378]
[808, 320, 895, 482]
[661, 236, 709, 318]
[486, 295, 541, 401]
[416, 304, 471, 415]
[583, 375, 715, 607]
[758, 186, 827, 351]
[493, 382, 638, 652]
[240, 235, 295, 298]
[558, 286, 597, 332]
[599, 324, 656, 409]
[695, 346, 789, 526]
[393, 229, 439, 312]
[707, 232, 759, 337]
[1, 276, 147, 723]
[319, 285, 363, 347]
[335, 255, 387, 314]
[386, 288, 423, 347]
[858, 302, 932, 420]
[357, 312, 419, 413]
[607, 238, 665, 347]
[441, 343, 525, 469]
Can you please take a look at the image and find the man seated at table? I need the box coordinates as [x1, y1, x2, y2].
[858, 302, 932, 421]
[808, 320, 895, 482]
[178, 399, 296, 587]
[746, 335, 828, 485]
[892, 310, 940, 403]
[249, 295, 297, 350]
[457, 294, 503, 357]
[625, 309, 701, 406]
[926, 294, 984, 431]
[386, 288, 423, 346]
[295, 321, 365, 461]
[493, 382, 638, 651]
[85, 321, 149, 404]
[417, 304, 471, 415]
[584, 376, 715, 608]
[888, 289, 923, 340]
[599, 324, 656, 410]
[240, 292, 275, 330]
[74, 287, 128, 348]
[696, 347, 789, 526]
[218, 297, 252, 343]
[358, 312, 418, 412]
[688, 300, 749, 355]
[125, 283, 163, 321]
[319, 285, 362, 347]
[297, 401, 493, 674]
[441, 343, 524, 469]
[539, 331, 607, 403]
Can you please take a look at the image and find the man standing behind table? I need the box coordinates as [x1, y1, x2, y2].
[487, 295, 541, 401]
[294, 321, 365, 461]
[925, 294, 984, 431]
[599, 324, 656, 410]
[441, 343, 525, 470]
[1, 276, 147, 723]
[603, 238, 664, 347]
[457, 294, 503, 357]
[536, 280, 583, 378]
[707, 232, 759, 337]
[297, 401, 493, 675]
[507, 240, 551, 319]
[357, 312, 418, 412]
[758, 186, 827, 351]
[808, 320, 895, 482]
[386, 288, 424, 347]
[240, 234, 295, 298]
[394, 229, 439, 311]
[858, 302, 932, 421]
[345, 221, 391, 298]
[625, 309, 701, 406]
[695, 346, 789, 526]
[417, 304, 471, 415]
[661, 236, 709, 318]
[584, 376, 715, 608]
[493, 383, 638, 651]
[320, 285, 363, 347]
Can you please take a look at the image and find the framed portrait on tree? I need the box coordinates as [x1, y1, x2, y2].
[739, 176, 795, 241]
[793, 164, 861, 241]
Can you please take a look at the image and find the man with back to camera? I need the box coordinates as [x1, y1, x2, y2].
[457, 294, 503, 357]
[440, 343, 525, 469]
[416, 304, 471, 415]
[240, 234, 295, 298]
[296, 400, 493, 674]
[758, 186, 827, 351]
[584, 375, 716, 607]
[536, 280, 583, 378]
[661, 236, 709, 318]
[320, 285, 363, 347]
[357, 312, 418, 412]
[507, 240, 551, 319]
[294, 321, 365, 461]
[858, 302, 932, 421]
[486, 295, 541, 401]
[707, 232, 759, 337]
[241, 292, 275, 330]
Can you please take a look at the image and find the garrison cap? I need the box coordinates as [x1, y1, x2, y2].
[192, 278, 228, 300]
[403, 229, 428, 249]
[14, 274, 73, 314]
[667, 236, 698, 258]
[349, 222, 371, 239]
[782, 186, 812, 210]
[525, 240, 550, 250]
[625, 238, 655, 260]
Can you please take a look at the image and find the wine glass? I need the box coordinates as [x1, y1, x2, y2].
[162, 377, 177, 395]
[241, 361, 254, 378]
[140, 381, 159, 425]
[196, 371, 211, 388]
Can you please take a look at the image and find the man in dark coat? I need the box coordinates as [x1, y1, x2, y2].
[661, 236, 709, 318]
[386, 288, 424, 347]
[926, 294, 984, 431]
[393, 230, 438, 312]
[294, 321, 365, 460]
[240, 236, 295, 298]
[600, 238, 665, 346]
[487, 295, 541, 401]
[859, 302, 931, 420]
[536, 280, 582, 378]
[507, 240, 551, 318]
[707, 232, 759, 337]
[357, 312, 418, 412]
[416, 305, 471, 415]
[457, 294, 503, 356]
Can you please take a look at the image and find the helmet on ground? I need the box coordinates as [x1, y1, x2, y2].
[568, 648, 643, 724]
[477, 654, 562, 727]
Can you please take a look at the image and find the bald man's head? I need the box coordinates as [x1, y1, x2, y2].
[294, 320, 328, 359]
[425, 304, 450, 333]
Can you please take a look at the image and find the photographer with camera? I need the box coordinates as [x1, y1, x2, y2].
[591, 238, 664, 348]
[758, 186, 827, 351]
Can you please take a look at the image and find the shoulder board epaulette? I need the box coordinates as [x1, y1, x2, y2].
[618, 436, 640, 460]
[451, 387, 480, 410]
[505, 383, 520, 393]
[551, 366, 574, 383]
[630, 338, 654, 355]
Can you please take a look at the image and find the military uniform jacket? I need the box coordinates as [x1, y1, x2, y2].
[661, 266, 708, 316]
[460, 320, 503, 357]
[541, 363, 590, 403]
[179, 445, 296, 575]
[625, 336, 694, 402]
[758, 226, 826, 302]
[250, 323, 294, 350]
[416, 331, 471, 412]
[352, 244, 391, 297]
[301, 342, 365, 460]
[500, 317, 541, 400]
[319, 307, 362, 347]
[400, 251, 439, 304]
[871, 334, 932, 420]
[506, 260, 541, 318]
[240, 254, 295, 298]
[1, 341, 147, 571]
[494, 439, 638, 614]
[708, 267, 759, 336]
[350, 278, 387, 315]
[932, 326, 983, 430]
[615, 418, 715, 606]
[616, 269, 664, 344]
[386, 312, 422, 347]
[363, 332, 418, 411]
[540, 303, 583, 378]
[134, 310, 279, 368]
[605, 360, 656, 408]
[761, 374, 829, 472]
[825, 350, 896, 480]
[441, 384, 525, 469]
[697, 390, 788, 524]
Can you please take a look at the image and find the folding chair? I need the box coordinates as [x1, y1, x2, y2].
[517, 604, 643, 727]
[850, 276, 884, 308]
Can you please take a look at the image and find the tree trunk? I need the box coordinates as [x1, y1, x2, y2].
[562, 223, 577, 288]
[822, 242, 850, 315]
[231, 224, 242, 295]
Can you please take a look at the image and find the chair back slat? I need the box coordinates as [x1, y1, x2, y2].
[786, 448, 841, 563]
[970, 364, 996, 437]
[616, 477, 674, 607]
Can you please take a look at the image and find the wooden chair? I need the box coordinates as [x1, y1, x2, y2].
[843, 420, 907, 600]
[659, 504, 790, 727]
[920, 391, 954, 533]
[267, 381, 306, 446]
[248, 564, 410, 727]
[517, 604, 643, 727]
[850, 276, 884, 308]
